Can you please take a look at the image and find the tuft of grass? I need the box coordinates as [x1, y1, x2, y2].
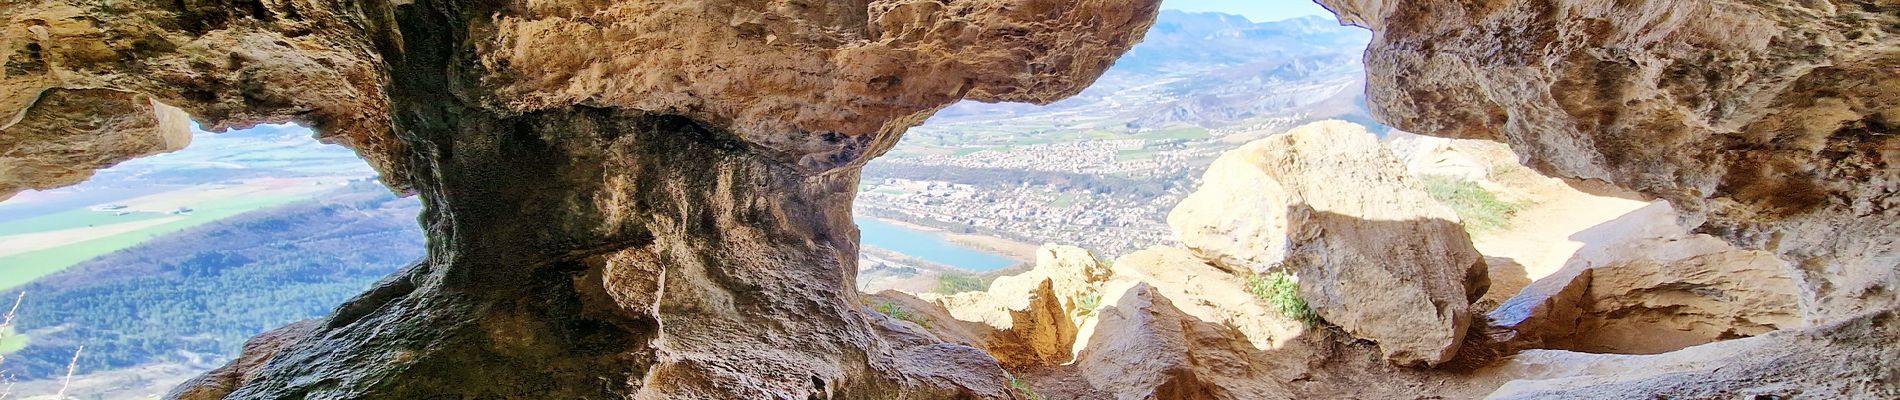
[1246, 272, 1320, 326]
[934, 271, 987, 294]
[1421, 176, 1525, 234]
[1073, 291, 1102, 318]
[874, 302, 930, 329]
[1009, 374, 1046, 400]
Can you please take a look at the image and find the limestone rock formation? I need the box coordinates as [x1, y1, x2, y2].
[918, 244, 1107, 366]
[1073, 283, 1284, 400]
[1106, 246, 1305, 350]
[1384, 130, 1489, 182]
[1167, 138, 1292, 271]
[2, 0, 1162, 397]
[1483, 309, 1899, 399]
[1316, 0, 1900, 323]
[1173, 120, 1489, 366]
[0, 89, 191, 200]
[1493, 202, 1802, 354]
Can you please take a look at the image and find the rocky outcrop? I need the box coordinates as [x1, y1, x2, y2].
[1316, 0, 1900, 323]
[167, 320, 319, 400]
[2, 0, 1161, 397]
[953, 262, 1508, 399]
[1384, 130, 1490, 182]
[1074, 283, 1284, 400]
[0, 89, 190, 200]
[918, 244, 1107, 366]
[1483, 309, 1899, 399]
[1167, 136, 1294, 271]
[1106, 246, 1305, 350]
[1493, 202, 1802, 354]
[1173, 120, 1489, 366]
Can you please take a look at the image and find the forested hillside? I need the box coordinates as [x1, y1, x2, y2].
[4, 181, 421, 378]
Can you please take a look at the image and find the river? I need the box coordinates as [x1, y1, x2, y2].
[856, 218, 1018, 272]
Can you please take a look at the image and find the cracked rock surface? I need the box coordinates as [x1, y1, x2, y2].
[1315, 0, 1900, 323]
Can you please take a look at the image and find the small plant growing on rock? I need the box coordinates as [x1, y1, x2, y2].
[1008, 374, 1046, 400]
[873, 302, 930, 329]
[1073, 291, 1102, 318]
[1246, 272, 1320, 326]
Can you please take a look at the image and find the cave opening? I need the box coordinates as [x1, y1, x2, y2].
[0, 121, 422, 396]
[0, 0, 1886, 397]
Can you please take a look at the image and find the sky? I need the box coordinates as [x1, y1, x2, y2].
[1163, 0, 1334, 22]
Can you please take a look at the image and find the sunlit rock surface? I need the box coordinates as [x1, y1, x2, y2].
[1174, 120, 1489, 366]
[1494, 202, 1803, 354]
[1319, 0, 1899, 396]
[1316, 0, 1900, 323]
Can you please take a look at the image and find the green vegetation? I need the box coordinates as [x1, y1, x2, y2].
[0, 193, 314, 291]
[1421, 176, 1525, 234]
[0, 327, 26, 354]
[1073, 291, 1102, 318]
[1009, 374, 1046, 400]
[0, 209, 168, 236]
[1246, 272, 1320, 326]
[935, 271, 988, 294]
[952, 147, 994, 157]
[5, 183, 423, 379]
[873, 302, 930, 328]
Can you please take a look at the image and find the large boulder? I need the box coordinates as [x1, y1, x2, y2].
[1316, 0, 1900, 323]
[1073, 283, 1286, 400]
[1171, 120, 1489, 367]
[1106, 246, 1307, 350]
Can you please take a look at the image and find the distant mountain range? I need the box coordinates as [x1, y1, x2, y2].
[928, 11, 1375, 131]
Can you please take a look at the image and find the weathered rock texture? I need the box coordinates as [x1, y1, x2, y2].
[1317, 0, 1900, 323]
[1174, 120, 1489, 366]
[1073, 283, 1283, 400]
[1483, 309, 1899, 399]
[1492, 202, 1802, 354]
[3, 0, 1161, 397]
[901, 247, 1516, 400]
[1106, 246, 1305, 351]
[916, 244, 1106, 367]
[0, 89, 190, 200]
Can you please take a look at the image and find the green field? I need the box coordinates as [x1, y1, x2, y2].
[0, 327, 26, 354]
[1047, 193, 1079, 208]
[0, 193, 314, 290]
[0, 209, 169, 236]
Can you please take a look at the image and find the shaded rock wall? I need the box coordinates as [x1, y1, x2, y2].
[1314, 0, 1900, 322]
[4, 0, 1161, 397]
[0, 88, 190, 200]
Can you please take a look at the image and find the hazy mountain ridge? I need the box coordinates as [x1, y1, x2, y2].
[926, 11, 1370, 126]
